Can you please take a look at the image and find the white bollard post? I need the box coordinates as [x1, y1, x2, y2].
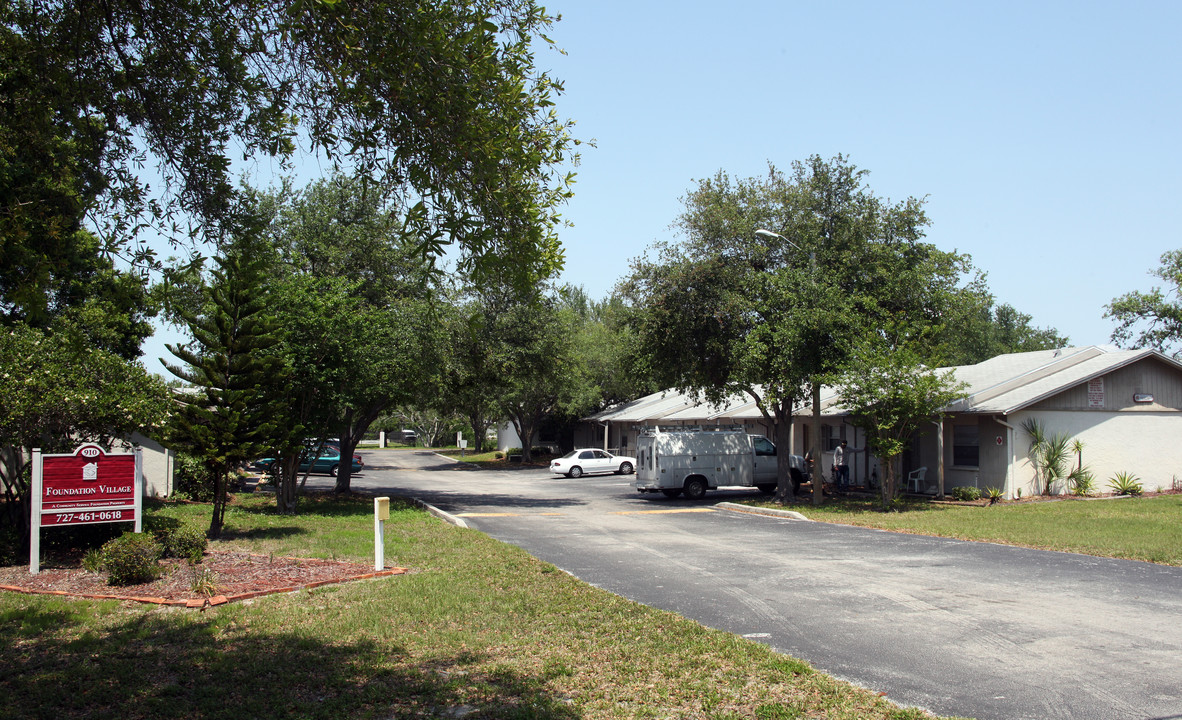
[374, 497, 390, 571]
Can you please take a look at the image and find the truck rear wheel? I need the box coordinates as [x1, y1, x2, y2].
[683, 477, 708, 500]
[790, 468, 804, 493]
[756, 484, 776, 494]
[661, 489, 682, 498]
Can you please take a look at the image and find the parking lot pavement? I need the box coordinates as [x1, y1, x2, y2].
[341, 450, 1182, 720]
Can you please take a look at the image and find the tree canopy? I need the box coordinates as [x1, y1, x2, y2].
[1106, 249, 1182, 355]
[0, 323, 170, 532]
[934, 278, 1068, 366]
[3, 0, 580, 287]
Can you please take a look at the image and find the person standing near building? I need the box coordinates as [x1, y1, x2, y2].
[834, 440, 855, 490]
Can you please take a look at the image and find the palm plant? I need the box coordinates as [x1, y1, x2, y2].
[1021, 418, 1072, 495]
[1067, 438, 1095, 495]
[1041, 433, 1072, 495]
[1068, 466, 1096, 496]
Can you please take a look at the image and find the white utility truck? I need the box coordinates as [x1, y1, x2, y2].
[633, 429, 809, 500]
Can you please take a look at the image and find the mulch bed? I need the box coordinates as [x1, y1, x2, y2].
[0, 551, 407, 608]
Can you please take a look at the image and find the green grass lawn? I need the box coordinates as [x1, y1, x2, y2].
[436, 448, 556, 470]
[744, 494, 1182, 566]
[1, 492, 957, 720]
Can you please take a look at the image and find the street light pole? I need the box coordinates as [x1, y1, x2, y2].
[754, 228, 824, 506]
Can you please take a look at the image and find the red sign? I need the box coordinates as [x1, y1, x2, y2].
[30, 444, 143, 572]
[36, 445, 139, 525]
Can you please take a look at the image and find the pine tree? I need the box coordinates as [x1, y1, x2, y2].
[165, 237, 283, 538]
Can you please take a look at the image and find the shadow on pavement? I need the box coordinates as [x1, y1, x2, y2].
[408, 490, 589, 513]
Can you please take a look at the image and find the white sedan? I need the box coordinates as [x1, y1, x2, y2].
[551, 449, 636, 478]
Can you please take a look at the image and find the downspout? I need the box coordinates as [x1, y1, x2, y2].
[932, 420, 945, 499]
[994, 416, 1016, 499]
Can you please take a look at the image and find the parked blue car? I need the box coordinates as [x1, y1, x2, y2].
[253, 445, 363, 476]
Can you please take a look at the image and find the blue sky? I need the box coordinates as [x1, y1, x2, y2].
[544, 0, 1180, 344]
[141, 1, 1180, 373]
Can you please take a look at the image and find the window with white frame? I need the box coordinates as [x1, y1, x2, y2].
[953, 424, 980, 468]
[824, 425, 842, 452]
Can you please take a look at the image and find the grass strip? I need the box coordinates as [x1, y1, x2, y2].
[1, 492, 962, 719]
[743, 494, 1182, 566]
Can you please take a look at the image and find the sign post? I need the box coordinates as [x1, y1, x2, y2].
[30, 444, 142, 574]
[374, 497, 390, 571]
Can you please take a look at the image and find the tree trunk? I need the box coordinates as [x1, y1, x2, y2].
[811, 383, 824, 506]
[774, 404, 796, 504]
[208, 466, 228, 539]
[334, 410, 358, 494]
[277, 454, 299, 515]
[335, 430, 356, 494]
[1, 445, 31, 538]
[467, 410, 491, 454]
[879, 456, 898, 510]
[511, 413, 537, 463]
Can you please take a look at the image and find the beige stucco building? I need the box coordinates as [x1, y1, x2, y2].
[582, 346, 1182, 498]
[115, 432, 175, 498]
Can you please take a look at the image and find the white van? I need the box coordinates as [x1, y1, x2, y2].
[634, 429, 808, 499]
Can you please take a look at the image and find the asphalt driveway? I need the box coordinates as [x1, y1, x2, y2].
[318, 450, 1182, 720]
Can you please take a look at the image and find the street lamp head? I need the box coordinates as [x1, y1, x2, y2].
[754, 228, 802, 252]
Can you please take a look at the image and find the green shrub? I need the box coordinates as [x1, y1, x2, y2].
[985, 486, 1004, 505]
[82, 547, 105, 573]
[173, 452, 216, 502]
[951, 486, 982, 502]
[155, 526, 208, 563]
[1108, 471, 1143, 497]
[101, 533, 163, 586]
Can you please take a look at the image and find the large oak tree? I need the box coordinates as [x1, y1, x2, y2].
[621, 156, 971, 503]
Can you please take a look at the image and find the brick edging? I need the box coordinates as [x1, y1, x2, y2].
[0, 566, 408, 609]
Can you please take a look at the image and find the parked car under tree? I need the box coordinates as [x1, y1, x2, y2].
[253, 445, 363, 477]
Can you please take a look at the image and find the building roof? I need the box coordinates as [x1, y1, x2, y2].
[588, 346, 1182, 424]
[944, 345, 1180, 414]
[585, 389, 699, 423]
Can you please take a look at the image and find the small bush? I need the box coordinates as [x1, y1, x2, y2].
[101, 533, 163, 586]
[951, 486, 982, 502]
[173, 452, 216, 502]
[1108, 471, 1143, 497]
[985, 486, 1004, 505]
[189, 565, 219, 597]
[155, 526, 208, 563]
